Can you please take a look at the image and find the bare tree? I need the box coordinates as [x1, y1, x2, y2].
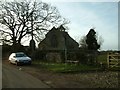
[0, 0, 69, 46]
[79, 35, 87, 49]
[0, 31, 10, 45]
[98, 35, 104, 50]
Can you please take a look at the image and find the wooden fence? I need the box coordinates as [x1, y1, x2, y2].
[107, 52, 120, 68]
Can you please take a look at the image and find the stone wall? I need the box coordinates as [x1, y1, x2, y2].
[46, 52, 62, 63]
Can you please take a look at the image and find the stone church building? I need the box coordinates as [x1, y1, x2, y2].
[38, 25, 79, 62]
[38, 25, 79, 50]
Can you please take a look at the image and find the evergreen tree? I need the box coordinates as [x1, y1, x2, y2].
[86, 29, 100, 51]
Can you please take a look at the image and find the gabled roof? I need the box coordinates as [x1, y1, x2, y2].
[38, 25, 79, 50]
[58, 25, 66, 31]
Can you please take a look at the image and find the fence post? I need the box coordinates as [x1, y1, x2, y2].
[107, 53, 110, 68]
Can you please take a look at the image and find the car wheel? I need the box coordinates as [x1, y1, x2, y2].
[16, 62, 20, 66]
[28, 62, 32, 65]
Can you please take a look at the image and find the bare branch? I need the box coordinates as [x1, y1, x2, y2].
[0, 0, 69, 45]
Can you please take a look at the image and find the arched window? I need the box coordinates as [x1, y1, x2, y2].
[51, 34, 58, 48]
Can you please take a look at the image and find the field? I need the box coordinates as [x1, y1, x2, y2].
[97, 52, 120, 71]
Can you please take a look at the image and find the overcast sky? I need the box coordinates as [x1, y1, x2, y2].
[43, 0, 119, 51]
[1, 0, 119, 50]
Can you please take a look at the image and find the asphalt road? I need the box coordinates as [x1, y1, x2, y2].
[2, 64, 50, 88]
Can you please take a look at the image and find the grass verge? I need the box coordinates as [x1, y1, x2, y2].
[32, 60, 101, 73]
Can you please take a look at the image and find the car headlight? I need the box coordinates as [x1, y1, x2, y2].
[16, 59, 20, 62]
[15, 60, 18, 62]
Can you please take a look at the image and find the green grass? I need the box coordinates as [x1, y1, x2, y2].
[32, 60, 101, 73]
[32, 52, 119, 72]
[97, 54, 107, 64]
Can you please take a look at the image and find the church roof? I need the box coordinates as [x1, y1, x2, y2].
[38, 25, 79, 50]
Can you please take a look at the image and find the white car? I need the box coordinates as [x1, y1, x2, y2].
[9, 52, 32, 65]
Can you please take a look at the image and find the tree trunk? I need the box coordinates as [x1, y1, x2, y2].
[12, 37, 22, 52]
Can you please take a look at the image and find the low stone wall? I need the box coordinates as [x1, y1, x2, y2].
[46, 53, 62, 63]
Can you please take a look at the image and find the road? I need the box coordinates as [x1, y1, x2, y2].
[2, 63, 50, 88]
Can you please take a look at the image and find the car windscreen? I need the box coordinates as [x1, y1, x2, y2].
[16, 53, 27, 57]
